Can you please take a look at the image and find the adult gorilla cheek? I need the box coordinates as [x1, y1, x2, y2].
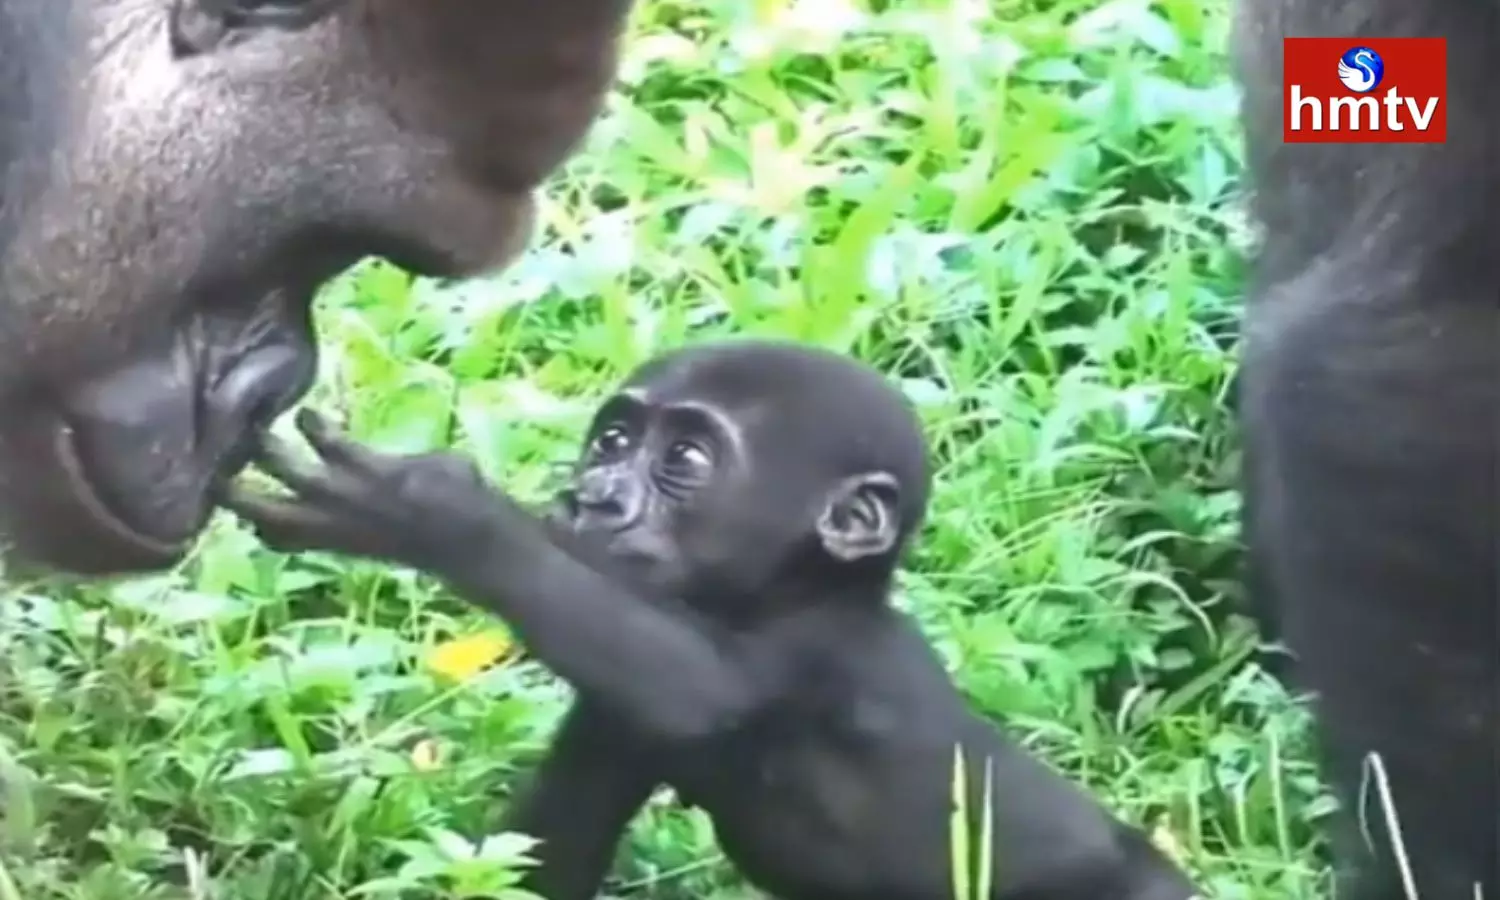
[0, 337, 316, 575]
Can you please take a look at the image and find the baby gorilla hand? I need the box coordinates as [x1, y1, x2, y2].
[224, 409, 508, 573]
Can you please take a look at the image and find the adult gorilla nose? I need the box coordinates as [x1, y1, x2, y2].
[197, 342, 319, 509]
[209, 344, 314, 448]
[573, 468, 645, 532]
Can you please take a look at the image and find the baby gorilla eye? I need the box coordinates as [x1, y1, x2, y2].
[592, 425, 632, 456]
[664, 440, 712, 469]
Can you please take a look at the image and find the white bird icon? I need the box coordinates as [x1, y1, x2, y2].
[1338, 51, 1379, 92]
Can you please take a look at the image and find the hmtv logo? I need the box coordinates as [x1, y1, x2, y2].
[1282, 38, 1447, 143]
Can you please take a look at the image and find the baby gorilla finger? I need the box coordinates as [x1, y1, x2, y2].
[251, 431, 356, 506]
[223, 484, 388, 557]
[294, 408, 396, 479]
[221, 485, 338, 551]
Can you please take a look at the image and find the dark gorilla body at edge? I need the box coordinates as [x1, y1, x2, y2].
[1233, 1, 1498, 897]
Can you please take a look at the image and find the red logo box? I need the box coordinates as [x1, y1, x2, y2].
[1282, 38, 1447, 143]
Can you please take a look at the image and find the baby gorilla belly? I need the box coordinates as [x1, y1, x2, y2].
[708, 793, 884, 899]
[674, 742, 938, 899]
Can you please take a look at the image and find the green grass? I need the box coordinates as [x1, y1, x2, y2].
[0, 0, 1338, 896]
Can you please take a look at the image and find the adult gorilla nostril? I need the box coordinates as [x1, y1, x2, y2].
[206, 342, 318, 484]
[214, 344, 312, 431]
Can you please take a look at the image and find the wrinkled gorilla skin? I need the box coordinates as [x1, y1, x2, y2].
[1234, 1, 1497, 897]
[0, 0, 633, 575]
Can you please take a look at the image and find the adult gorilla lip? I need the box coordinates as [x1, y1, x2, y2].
[53, 421, 190, 562]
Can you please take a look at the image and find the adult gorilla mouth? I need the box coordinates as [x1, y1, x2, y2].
[0, 414, 196, 576]
[2, 409, 282, 576]
[53, 420, 198, 560]
[0, 412, 253, 576]
[0, 328, 314, 576]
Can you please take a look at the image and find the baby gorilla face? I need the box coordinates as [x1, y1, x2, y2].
[552, 388, 752, 599]
[549, 341, 919, 618]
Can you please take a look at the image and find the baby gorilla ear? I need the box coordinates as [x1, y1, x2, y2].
[815, 472, 901, 562]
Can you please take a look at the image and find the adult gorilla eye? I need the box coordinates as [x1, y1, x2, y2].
[592, 426, 631, 456]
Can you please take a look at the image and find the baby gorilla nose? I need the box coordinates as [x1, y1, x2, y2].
[572, 467, 644, 532]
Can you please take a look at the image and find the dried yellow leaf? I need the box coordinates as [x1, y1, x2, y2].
[426, 630, 514, 682]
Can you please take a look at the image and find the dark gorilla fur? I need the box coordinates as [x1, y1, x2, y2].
[1234, 2, 1497, 898]
[0, 0, 633, 574]
[226, 341, 1202, 900]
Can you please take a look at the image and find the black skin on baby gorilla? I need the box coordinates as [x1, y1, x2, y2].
[227, 341, 1199, 900]
[0, 0, 631, 574]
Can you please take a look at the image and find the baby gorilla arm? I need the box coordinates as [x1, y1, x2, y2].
[500, 701, 660, 900]
[225, 409, 775, 741]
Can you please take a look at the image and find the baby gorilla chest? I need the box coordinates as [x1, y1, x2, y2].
[666, 730, 892, 898]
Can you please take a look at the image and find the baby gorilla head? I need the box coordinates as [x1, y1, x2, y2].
[551, 341, 932, 616]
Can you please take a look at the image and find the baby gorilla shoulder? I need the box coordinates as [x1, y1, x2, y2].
[228, 339, 1199, 900]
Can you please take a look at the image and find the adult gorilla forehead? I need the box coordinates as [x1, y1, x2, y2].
[0, 0, 635, 575]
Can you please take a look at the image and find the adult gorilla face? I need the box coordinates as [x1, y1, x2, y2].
[0, 0, 633, 574]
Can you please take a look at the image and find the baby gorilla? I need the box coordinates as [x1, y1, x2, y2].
[226, 341, 1199, 900]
